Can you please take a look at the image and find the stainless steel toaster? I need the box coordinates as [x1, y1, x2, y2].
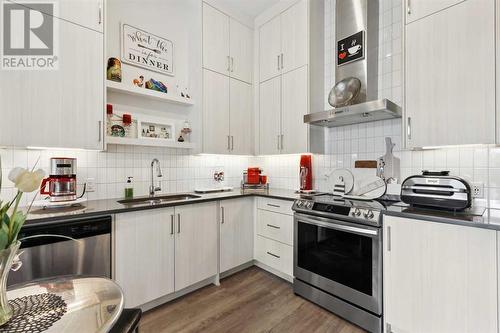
[400, 171, 472, 210]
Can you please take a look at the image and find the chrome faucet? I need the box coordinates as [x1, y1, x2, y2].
[149, 158, 162, 197]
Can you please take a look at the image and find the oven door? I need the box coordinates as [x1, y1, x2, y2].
[294, 213, 382, 315]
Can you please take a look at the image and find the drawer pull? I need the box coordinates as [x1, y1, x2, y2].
[266, 224, 280, 229]
[267, 204, 280, 208]
[266, 251, 280, 259]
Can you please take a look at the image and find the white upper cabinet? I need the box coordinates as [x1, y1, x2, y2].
[9, 0, 103, 32]
[405, 0, 465, 24]
[259, 76, 282, 155]
[230, 79, 253, 155]
[281, 66, 308, 154]
[202, 3, 253, 84]
[203, 3, 230, 75]
[259, 0, 308, 83]
[203, 70, 230, 154]
[384, 216, 497, 333]
[220, 198, 254, 273]
[0, 13, 104, 150]
[405, 0, 495, 148]
[280, 0, 308, 73]
[230, 18, 253, 83]
[259, 15, 282, 82]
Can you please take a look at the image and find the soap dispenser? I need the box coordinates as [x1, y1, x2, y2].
[125, 177, 134, 199]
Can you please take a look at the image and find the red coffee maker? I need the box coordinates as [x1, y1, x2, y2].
[299, 155, 312, 191]
[40, 158, 77, 202]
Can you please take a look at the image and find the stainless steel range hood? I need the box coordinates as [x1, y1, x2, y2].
[304, 99, 402, 127]
[305, 0, 401, 128]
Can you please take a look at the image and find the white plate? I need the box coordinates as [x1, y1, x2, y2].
[32, 197, 87, 208]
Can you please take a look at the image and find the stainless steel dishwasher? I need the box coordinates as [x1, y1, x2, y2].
[8, 215, 112, 287]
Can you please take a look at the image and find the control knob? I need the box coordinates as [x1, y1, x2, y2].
[297, 201, 304, 208]
[306, 201, 313, 209]
[363, 210, 375, 219]
[354, 208, 361, 217]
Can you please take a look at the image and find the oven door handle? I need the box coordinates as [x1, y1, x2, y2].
[298, 216, 379, 237]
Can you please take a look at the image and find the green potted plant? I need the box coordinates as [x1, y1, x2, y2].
[0, 156, 44, 325]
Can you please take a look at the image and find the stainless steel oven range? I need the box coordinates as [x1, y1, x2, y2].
[292, 195, 384, 333]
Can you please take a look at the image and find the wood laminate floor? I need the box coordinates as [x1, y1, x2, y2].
[139, 266, 366, 333]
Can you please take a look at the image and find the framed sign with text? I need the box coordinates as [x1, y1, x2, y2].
[121, 24, 174, 76]
[337, 30, 364, 66]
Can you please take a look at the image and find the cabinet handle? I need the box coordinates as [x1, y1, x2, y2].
[280, 134, 284, 150]
[98, 2, 102, 24]
[387, 226, 391, 252]
[231, 136, 234, 151]
[231, 57, 234, 72]
[177, 213, 181, 234]
[227, 135, 231, 150]
[267, 251, 280, 259]
[407, 0, 411, 15]
[267, 203, 280, 208]
[227, 56, 230, 72]
[266, 224, 280, 229]
[407, 117, 412, 140]
[277, 135, 280, 150]
[386, 323, 393, 333]
[221, 206, 225, 224]
[280, 53, 284, 69]
[170, 215, 174, 235]
[98, 120, 102, 142]
[277, 55, 280, 71]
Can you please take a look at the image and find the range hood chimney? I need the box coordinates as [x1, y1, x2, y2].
[304, 0, 401, 127]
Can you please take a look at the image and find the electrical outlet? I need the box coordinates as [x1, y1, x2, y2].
[472, 182, 484, 198]
[86, 178, 96, 192]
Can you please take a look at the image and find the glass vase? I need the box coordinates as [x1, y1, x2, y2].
[0, 241, 20, 326]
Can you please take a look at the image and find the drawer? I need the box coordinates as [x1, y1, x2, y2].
[257, 197, 293, 215]
[255, 235, 293, 277]
[257, 209, 293, 246]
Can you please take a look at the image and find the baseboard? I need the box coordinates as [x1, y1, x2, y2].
[220, 261, 254, 279]
[254, 260, 293, 283]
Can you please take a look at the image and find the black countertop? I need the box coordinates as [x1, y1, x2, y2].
[23, 189, 500, 232]
[24, 188, 303, 226]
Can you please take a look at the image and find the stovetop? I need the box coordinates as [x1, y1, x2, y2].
[292, 194, 405, 227]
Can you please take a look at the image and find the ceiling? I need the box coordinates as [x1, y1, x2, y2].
[213, 0, 281, 19]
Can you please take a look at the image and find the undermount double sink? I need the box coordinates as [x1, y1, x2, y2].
[118, 194, 202, 206]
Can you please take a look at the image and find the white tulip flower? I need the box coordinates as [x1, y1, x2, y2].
[8, 168, 45, 193]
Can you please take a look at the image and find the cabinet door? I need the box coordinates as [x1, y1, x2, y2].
[9, 0, 103, 32]
[203, 3, 230, 75]
[281, 66, 308, 154]
[405, 0, 495, 148]
[259, 76, 282, 155]
[175, 202, 218, 291]
[220, 198, 254, 273]
[259, 15, 281, 82]
[0, 16, 104, 149]
[229, 18, 253, 83]
[229, 78, 253, 155]
[406, 0, 465, 24]
[203, 69, 230, 154]
[384, 216, 497, 333]
[281, 0, 308, 73]
[115, 208, 175, 308]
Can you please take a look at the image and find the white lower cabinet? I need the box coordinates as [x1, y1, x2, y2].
[383, 216, 497, 333]
[114, 208, 175, 308]
[114, 202, 218, 307]
[254, 198, 294, 278]
[219, 198, 254, 273]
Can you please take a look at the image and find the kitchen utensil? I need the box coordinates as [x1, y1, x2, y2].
[328, 77, 362, 108]
[327, 169, 354, 196]
[377, 137, 400, 182]
[343, 176, 387, 200]
[40, 158, 78, 202]
[299, 155, 312, 191]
